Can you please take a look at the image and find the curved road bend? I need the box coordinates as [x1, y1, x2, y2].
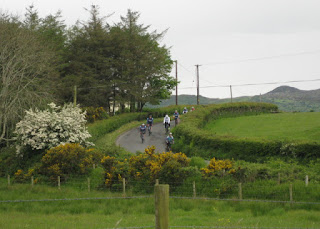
[116, 121, 176, 153]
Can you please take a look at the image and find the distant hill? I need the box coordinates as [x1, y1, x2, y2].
[146, 86, 320, 112]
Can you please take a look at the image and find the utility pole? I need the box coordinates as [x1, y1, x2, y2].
[195, 64, 201, 105]
[260, 93, 262, 102]
[73, 85, 77, 107]
[230, 85, 233, 103]
[174, 60, 178, 105]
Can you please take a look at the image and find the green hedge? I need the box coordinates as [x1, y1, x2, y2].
[142, 104, 202, 118]
[171, 102, 320, 162]
[88, 112, 148, 142]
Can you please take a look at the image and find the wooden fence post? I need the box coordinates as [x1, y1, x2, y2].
[193, 181, 196, 198]
[31, 176, 34, 188]
[289, 184, 293, 202]
[7, 175, 10, 186]
[88, 178, 91, 193]
[58, 176, 61, 190]
[238, 183, 243, 200]
[155, 184, 169, 229]
[277, 173, 281, 185]
[122, 178, 126, 197]
[305, 175, 309, 187]
[93, 164, 96, 169]
[155, 179, 159, 185]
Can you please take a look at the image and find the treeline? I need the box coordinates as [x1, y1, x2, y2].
[0, 5, 176, 146]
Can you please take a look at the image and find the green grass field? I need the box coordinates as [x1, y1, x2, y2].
[205, 112, 320, 142]
[0, 181, 319, 228]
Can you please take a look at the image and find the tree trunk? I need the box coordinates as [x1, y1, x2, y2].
[130, 95, 136, 112]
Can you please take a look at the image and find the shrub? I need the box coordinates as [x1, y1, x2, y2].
[201, 158, 235, 178]
[189, 157, 207, 169]
[15, 103, 93, 157]
[171, 102, 320, 162]
[102, 146, 191, 187]
[39, 143, 102, 182]
[83, 107, 109, 123]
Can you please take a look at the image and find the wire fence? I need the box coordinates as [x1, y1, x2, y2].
[2, 176, 320, 205]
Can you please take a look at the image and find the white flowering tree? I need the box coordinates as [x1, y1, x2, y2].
[15, 103, 93, 155]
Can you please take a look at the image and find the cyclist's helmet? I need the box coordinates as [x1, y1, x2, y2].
[169, 132, 172, 135]
[165, 114, 169, 118]
[184, 107, 186, 109]
[142, 123, 145, 126]
[175, 110, 177, 112]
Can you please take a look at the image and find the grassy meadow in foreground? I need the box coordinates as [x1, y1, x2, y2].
[205, 112, 320, 142]
[0, 181, 319, 228]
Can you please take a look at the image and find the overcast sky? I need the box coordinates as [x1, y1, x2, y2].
[2, 0, 320, 98]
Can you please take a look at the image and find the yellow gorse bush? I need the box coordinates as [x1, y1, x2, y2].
[102, 146, 190, 187]
[201, 157, 234, 178]
[39, 143, 102, 182]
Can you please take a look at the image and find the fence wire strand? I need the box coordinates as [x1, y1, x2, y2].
[0, 195, 152, 203]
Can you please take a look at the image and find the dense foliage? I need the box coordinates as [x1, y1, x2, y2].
[173, 102, 320, 161]
[15, 103, 93, 156]
[0, 5, 176, 146]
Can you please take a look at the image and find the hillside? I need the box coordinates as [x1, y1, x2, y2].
[146, 86, 320, 112]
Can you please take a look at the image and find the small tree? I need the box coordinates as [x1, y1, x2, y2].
[15, 103, 93, 156]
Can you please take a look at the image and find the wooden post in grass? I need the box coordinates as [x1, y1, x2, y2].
[7, 175, 10, 186]
[278, 173, 281, 185]
[155, 184, 169, 229]
[93, 164, 96, 169]
[31, 176, 34, 188]
[193, 181, 196, 198]
[305, 175, 309, 187]
[122, 178, 126, 197]
[155, 179, 159, 185]
[238, 183, 243, 200]
[289, 184, 293, 202]
[88, 178, 91, 193]
[58, 176, 61, 190]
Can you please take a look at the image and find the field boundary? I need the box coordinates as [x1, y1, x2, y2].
[172, 102, 320, 161]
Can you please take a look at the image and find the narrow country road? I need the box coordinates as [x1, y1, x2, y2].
[116, 121, 176, 153]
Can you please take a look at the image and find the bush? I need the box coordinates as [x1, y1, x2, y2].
[15, 103, 93, 157]
[38, 143, 102, 182]
[171, 102, 320, 162]
[189, 157, 207, 169]
[83, 107, 109, 123]
[101, 146, 191, 187]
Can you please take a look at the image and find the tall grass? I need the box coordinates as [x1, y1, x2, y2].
[0, 180, 319, 228]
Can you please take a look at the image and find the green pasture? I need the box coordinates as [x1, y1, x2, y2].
[0, 181, 319, 228]
[205, 112, 320, 142]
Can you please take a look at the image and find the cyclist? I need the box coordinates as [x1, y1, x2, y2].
[182, 107, 188, 114]
[166, 132, 174, 151]
[173, 110, 179, 126]
[139, 123, 147, 143]
[146, 115, 154, 133]
[191, 106, 195, 112]
[163, 114, 170, 132]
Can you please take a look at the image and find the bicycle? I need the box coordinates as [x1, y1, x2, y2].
[166, 141, 173, 151]
[147, 125, 152, 136]
[164, 122, 170, 135]
[140, 131, 145, 143]
[174, 118, 179, 126]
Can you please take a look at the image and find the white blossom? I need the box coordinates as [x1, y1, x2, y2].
[15, 103, 93, 156]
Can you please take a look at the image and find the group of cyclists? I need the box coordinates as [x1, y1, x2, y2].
[138, 106, 195, 150]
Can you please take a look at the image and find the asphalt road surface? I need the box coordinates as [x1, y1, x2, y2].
[116, 121, 176, 153]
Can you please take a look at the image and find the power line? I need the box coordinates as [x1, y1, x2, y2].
[179, 78, 320, 90]
[203, 49, 320, 66]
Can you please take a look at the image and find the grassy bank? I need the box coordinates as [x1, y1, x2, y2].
[205, 112, 320, 142]
[0, 181, 319, 228]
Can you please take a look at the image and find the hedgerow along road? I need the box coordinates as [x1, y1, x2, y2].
[116, 121, 175, 153]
